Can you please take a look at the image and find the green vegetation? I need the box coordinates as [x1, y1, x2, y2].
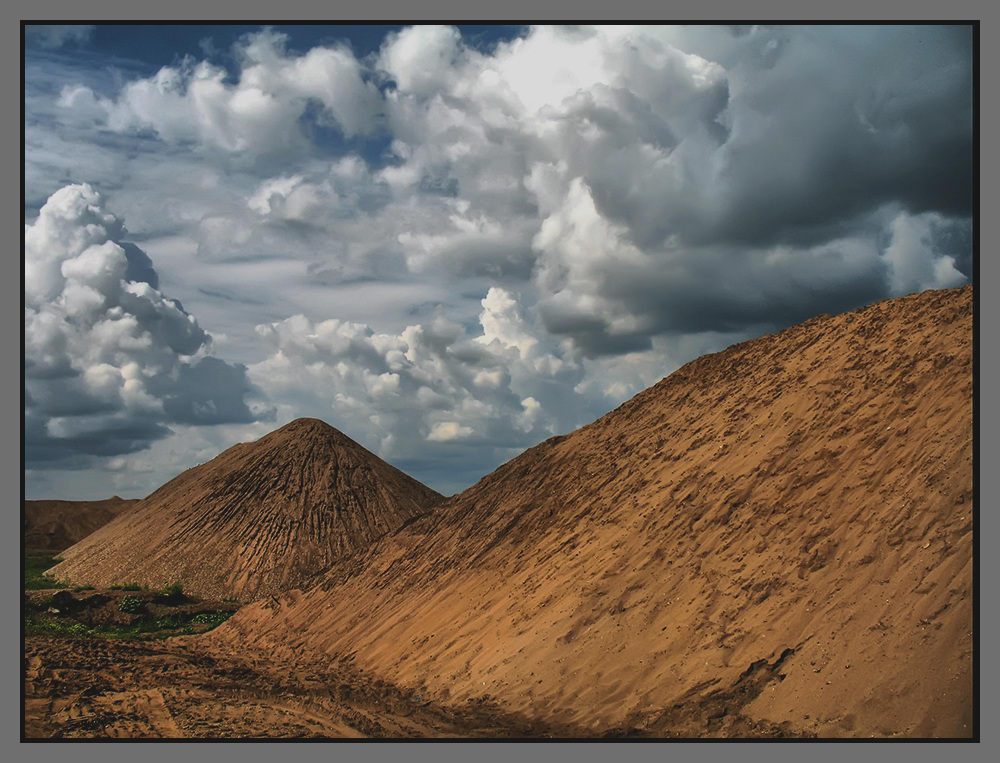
[24, 602, 235, 641]
[23, 610, 236, 641]
[117, 596, 145, 613]
[24, 559, 236, 642]
[191, 611, 233, 627]
[24, 552, 68, 590]
[153, 582, 186, 604]
[160, 582, 183, 597]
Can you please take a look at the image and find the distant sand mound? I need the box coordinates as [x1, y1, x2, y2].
[50, 418, 442, 601]
[24, 497, 139, 552]
[213, 286, 973, 738]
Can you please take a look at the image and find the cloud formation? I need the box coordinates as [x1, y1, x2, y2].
[27, 24, 973, 497]
[247, 286, 583, 488]
[25, 184, 270, 468]
[62, 28, 380, 159]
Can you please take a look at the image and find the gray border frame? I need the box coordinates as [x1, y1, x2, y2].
[5, 3, 994, 761]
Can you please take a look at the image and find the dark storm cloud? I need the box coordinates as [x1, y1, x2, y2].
[604, 251, 889, 336]
[24, 411, 173, 465]
[120, 242, 160, 288]
[582, 25, 973, 254]
[157, 358, 267, 426]
[928, 218, 974, 279]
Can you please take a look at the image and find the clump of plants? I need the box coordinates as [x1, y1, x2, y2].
[154, 582, 186, 604]
[117, 596, 145, 614]
[109, 583, 144, 591]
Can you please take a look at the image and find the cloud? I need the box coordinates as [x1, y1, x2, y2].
[24, 184, 271, 468]
[365, 24, 972, 355]
[61, 28, 381, 159]
[25, 24, 973, 497]
[26, 25, 95, 49]
[427, 421, 474, 442]
[247, 286, 592, 488]
[49, 26, 972, 349]
[883, 211, 969, 296]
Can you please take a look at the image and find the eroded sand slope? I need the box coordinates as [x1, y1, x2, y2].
[213, 286, 973, 738]
[50, 419, 442, 601]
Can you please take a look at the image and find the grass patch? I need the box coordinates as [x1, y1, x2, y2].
[24, 552, 69, 590]
[108, 583, 144, 591]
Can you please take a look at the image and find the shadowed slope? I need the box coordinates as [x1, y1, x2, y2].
[213, 286, 973, 738]
[24, 497, 139, 552]
[50, 419, 442, 601]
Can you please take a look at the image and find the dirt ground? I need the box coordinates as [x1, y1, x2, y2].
[24, 631, 807, 738]
[24, 634, 586, 738]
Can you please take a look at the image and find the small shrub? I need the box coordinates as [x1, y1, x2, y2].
[110, 583, 143, 591]
[73, 585, 95, 592]
[117, 596, 145, 614]
[154, 582, 186, 604]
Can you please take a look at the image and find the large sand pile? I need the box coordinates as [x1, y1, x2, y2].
[211, 286, 973, 737]
[24, 497, 139, 552]
[50, 418, 442, 601]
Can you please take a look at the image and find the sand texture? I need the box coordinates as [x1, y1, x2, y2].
[208, 286, 973, 738]
[49, 419, 442, 602]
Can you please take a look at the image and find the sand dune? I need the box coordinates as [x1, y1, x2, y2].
[49, 418, 442, 601]
[24, 497, 139, 552]
[207, 286, 973, 738]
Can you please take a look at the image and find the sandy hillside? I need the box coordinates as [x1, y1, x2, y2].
[49, 419, 442, 602]
[211, 286, 973, 738]
[24, 497, 139, 552]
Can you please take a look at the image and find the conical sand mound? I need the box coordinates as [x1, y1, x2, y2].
[212, 286, 973, 737]
[51, 418, 442, 601]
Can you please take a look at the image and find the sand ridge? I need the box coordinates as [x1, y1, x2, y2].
[49, 418, 443, 602]
[209, 285, 973, 738]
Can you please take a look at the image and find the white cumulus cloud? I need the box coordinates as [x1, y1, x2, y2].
[25, 184, 271, 469]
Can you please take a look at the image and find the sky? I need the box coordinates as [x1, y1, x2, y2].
[24, 24, 974, 500]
